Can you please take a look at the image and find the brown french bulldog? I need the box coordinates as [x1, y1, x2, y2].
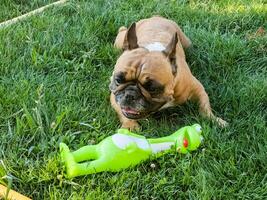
[109, 16, 227, 130]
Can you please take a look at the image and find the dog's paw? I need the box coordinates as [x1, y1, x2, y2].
[216, 117, 228, 128]
[121, 120, 140, 131]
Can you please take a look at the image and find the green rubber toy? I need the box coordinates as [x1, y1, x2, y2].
[60, 124, 203, 178]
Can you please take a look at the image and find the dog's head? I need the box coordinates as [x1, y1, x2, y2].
[110, 23, 179, 119]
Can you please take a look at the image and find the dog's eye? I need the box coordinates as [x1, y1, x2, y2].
[143, 80, 164, 94]
[114, 73, 125, 85]
[115, 77, 124, 85]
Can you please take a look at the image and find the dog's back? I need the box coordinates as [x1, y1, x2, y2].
[115, 16, 191, 50]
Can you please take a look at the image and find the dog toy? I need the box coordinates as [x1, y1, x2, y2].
[0, 184, 31, 200]
[60, 124, 203, 178]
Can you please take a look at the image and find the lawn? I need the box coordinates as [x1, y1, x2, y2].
[0, 0, 266, 199]
[0, 0, 56, 22]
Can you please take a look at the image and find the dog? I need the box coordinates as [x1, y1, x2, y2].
[109, 16, 227, 130]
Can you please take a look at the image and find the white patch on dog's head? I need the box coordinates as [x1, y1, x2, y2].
[145, 42, 166, 52]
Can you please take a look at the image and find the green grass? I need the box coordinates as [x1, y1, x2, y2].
[0, 0, 266, 199]
[0, 0, 57, 23]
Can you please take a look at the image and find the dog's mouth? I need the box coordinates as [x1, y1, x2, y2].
[121, 107, 147, 119]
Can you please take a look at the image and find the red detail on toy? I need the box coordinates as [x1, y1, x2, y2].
[183, 138, 188, 148]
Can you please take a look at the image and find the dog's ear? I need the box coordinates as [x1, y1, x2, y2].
[163, 32, 178, 58]
[123, 23, 138, 50]
[163, 33, 178, 75]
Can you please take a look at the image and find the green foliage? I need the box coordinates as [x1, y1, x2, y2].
[0, 0, 56, 22]
[0, 0, 266, 199]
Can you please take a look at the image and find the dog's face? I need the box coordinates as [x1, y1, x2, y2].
[110, 23, 178, 119]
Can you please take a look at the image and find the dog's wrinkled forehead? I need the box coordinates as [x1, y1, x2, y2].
[114, 49, 173, 84]
[114, 49, 147, 80]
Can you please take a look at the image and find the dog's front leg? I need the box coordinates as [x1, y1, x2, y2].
[110, 93, 140, 130]
[190, 79, 228, 127]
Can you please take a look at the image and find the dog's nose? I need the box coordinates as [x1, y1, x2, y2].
[124, 85, 140, 102]
[125, 92, 137, 101]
